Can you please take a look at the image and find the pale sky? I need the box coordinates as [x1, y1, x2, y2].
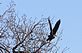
[0, 0, 82, 53]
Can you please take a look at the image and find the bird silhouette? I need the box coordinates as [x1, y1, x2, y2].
[47, 18, 61, 41]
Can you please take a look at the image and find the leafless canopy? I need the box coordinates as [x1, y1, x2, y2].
[0, 2, 64, 53]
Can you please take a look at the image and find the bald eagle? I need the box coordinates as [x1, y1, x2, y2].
[47, 18, 61, 41]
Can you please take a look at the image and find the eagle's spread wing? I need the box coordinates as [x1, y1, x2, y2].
[52, 19, 61, 35]
[48, 18, 52, 34]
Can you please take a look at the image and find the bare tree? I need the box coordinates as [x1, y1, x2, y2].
[0, 2, 67, 53]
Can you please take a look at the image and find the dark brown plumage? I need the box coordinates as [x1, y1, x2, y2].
[47, 18, 61, 41]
